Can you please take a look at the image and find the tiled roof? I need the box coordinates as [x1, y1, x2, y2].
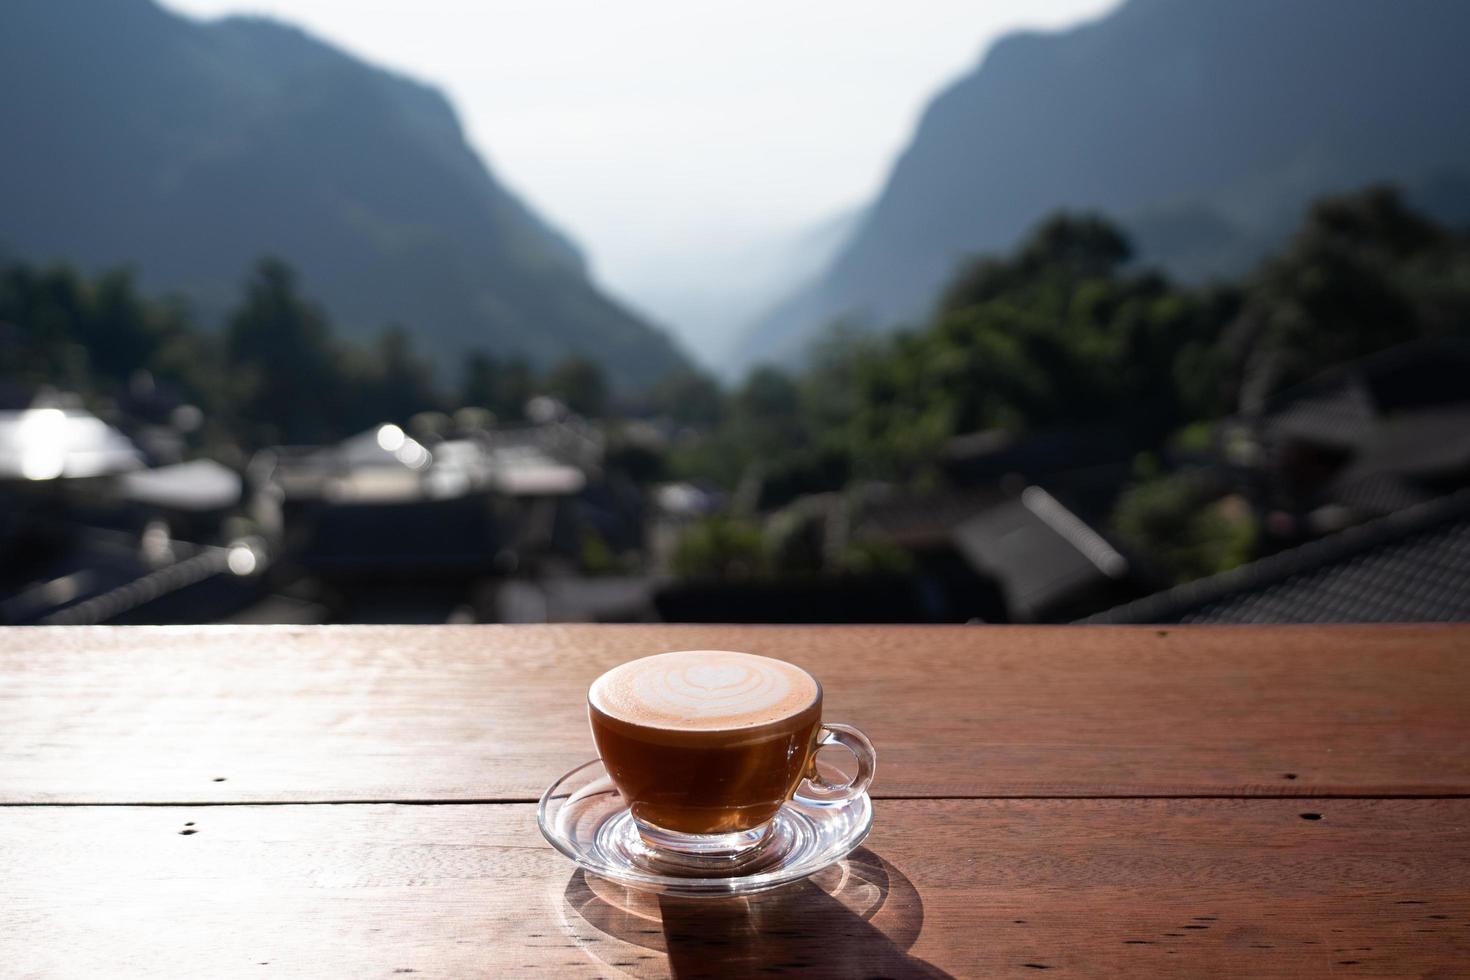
[1263, 380, 1376, 451]
[1250, 342, 1470, 516]
[1082, 490, 1470, 624]
[954, 487, 1129, 621]
[1330, 407, 1470, 484]
[1327, 471, 1436, 516]
[1262, 339, 1470, 420]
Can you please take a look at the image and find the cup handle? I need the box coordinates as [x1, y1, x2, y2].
[795, 723, 876, 806]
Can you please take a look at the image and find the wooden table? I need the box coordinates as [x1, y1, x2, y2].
[3, 625, 1467, 978]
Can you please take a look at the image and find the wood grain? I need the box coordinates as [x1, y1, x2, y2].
[2, 799, 1466, 978]
[3, 624, 1469, 803]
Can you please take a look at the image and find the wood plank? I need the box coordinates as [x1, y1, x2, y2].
[2, 799, 1466, 978]
[2, 624, 1468, 803]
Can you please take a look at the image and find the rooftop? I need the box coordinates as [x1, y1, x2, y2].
[1084, 489, 1470, 624]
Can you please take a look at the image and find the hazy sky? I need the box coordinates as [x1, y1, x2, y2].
[159, 0, 1117, 316]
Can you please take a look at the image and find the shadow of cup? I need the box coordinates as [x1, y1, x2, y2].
[555, 848, 952, 978]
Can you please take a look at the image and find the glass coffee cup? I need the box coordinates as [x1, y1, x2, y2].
[588, 650, 876, 861]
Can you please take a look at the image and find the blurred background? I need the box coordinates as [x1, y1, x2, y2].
[4, 0, 1469, 627]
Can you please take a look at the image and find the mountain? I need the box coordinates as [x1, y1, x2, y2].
[734, 0, 1470, 373]
[629, 205, 866, 373]
[0, 0, 687, 389]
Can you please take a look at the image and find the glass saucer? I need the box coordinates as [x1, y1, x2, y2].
[537, 759, 874, 898]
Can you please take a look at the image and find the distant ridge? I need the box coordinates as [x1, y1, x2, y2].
[734, 0, 1470, 373]
[0, 0, 688, 388]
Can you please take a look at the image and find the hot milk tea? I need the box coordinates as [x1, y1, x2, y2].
[588, 650, 822, 834]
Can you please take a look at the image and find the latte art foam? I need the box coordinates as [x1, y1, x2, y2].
[590, 651, 819, 731]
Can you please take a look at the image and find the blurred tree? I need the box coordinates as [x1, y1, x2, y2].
[604, 436, 667, 484]
[5, 183, 1463, 507]
[799, 322, 875, 451]
[939, 212, 1133, 314]
[1228, 185, 1470, 410]
[544, 355, 608, 417]
[666, 367, 809, 491]
[225, 257, 344, 445]
[730, 366, 802, 457]
[842, 212, 1229, 476]
[459, 350, 533, 420]
[765, 505, 827, 575]
[669, 214, 1236, 495]
[0, 261, 221, 412]
[646, 368, 724, 427]
[580, 529, 620, 575]
[358, 324, 440, 426]
[734, 365, 800, 421]
[839, 534, 915, 575]
[670, 516, 768, 579]
[1111, 472, 1256, 585]
[0, 263, 92, 389]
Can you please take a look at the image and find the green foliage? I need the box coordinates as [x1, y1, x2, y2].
[460, 351, 532, 420]
[0, 262, 216, 406]
[730, 366, 802, 453]
[672, 501, 911, 581]
[667, 364, 829, 499]
[669, 516, 769, 580]
[544, 356, 608, 418]
[646, 369, 724, 427]
[666, 432, 749, 489]
[764, 507, 826, 576]
[359, 325, 441, 426]
[225, 258, 346, 445]
[839, 535, 915, 576]
[1112, 474, 1256, 584]
[676, 190, 1470, 505]
[6, 182, 1467, 579]
[0, 254, 653, 456]
[580, 529, 619, 575]
[938, 213, 1133, 312]
[1229, 185, 1470, 408]
[1168, 421, 1215, 456]
[668, 213, 1233, 494]
[220, 260, 440, 445]
[862, 215, 1228, 450]
[604, 438, 667, 484]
